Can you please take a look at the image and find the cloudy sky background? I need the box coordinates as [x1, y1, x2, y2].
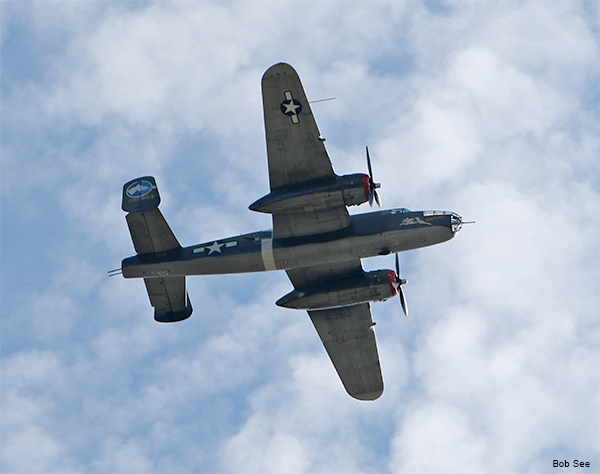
[1, 1, 598, 473]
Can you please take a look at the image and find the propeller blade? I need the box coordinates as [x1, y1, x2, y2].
[398, 286, 408, 317]
[394, 253, 408, 316]
[366, 146, 373, 180]
[365, 146, 381, 207]
[367, 146, 374, 206]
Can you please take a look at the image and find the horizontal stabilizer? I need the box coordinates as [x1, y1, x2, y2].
[144, 277, 193, 323]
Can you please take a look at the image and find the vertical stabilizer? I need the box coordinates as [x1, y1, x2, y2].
[121, 177, 192, 322]
[122, 176, 160, 212]
[145, 277, 193, 323]
[122, 176, 180, 254]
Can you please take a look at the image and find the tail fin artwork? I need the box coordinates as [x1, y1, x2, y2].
[122, 177, 193, 322]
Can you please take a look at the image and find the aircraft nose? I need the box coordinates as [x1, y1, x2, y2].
[451, 213, 463, 234]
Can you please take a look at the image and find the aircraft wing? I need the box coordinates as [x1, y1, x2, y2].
[262, 63, 351, 239]
[286, 261, 384, 400]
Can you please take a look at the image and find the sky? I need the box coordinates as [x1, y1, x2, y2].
[1, 1, 599, 473]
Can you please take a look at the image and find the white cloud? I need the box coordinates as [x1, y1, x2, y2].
[218, 352, 388, 474]
[1, 351, 82, 473]
[391, 403, 488, 474]
[2, 425, 76, 474]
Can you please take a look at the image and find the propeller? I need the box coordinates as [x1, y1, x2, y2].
[365, 146, 381, 207]
[393, 253, 409, 317]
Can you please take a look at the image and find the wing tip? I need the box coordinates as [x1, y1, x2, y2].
[263, 62, 297, 80]
[348, 386, 384, 401]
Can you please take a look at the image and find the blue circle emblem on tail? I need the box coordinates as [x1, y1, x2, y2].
[126, 180, 153, 198]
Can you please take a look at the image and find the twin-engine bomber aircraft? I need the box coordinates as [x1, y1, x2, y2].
[115, 63, 464, 401]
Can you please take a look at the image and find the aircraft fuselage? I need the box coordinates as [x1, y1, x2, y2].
[122, 209, 461, 279]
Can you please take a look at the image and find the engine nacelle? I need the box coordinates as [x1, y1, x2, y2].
[339, 173, 370, 207]
[276, 269, 397, 310]
[249, 174, 369, 214]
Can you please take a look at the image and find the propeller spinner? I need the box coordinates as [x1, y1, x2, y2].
[393, 253, 409, 317]
[366, 146, 381, 207]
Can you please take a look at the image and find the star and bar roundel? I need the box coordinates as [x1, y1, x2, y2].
[280, 91, 302, 124]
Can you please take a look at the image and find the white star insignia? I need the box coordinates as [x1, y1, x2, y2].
[283, 100, 301, 115]
[281, 91, 302, 123]
[206, 241, 225, 255]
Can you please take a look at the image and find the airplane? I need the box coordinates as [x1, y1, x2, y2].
[113, 63, 465, 401]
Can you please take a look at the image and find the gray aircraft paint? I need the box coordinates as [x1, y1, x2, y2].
[121, 210, 458, 279]
[119, 63, 465, 399]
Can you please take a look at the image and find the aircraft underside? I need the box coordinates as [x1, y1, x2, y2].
[121, 210, 460, 279]
[115, 63, 466, 400]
